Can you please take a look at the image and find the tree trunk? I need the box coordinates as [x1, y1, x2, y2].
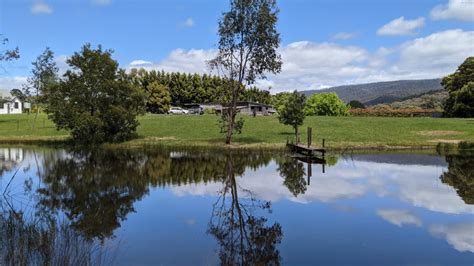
[225, 109, 235, 145]
[295, 126, 299, 144]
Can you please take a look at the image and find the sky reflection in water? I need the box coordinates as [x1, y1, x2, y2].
[0, 147, 472, 265]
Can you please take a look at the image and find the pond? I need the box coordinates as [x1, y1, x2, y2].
[0, 146, 473, 265]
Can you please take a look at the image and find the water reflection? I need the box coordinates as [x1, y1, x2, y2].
[0, 145, 472, 264]
[440, 149, 474, 205]
[208, 155, 282, 265]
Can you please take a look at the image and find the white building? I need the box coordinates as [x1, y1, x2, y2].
[0, 97, 23, 114]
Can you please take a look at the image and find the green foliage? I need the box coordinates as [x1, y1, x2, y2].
[305, 93, 349, 116]
[443, 57, 474, 117]
[271, 92, 291, 113]
[348, 100, 365, 109]
[209, 0, 282, 144]
[23, 47, 58, 103]
[241, 86, 272, 104]
[129, 69, 229, 105]
[44, 44, 145, 144]
[278, 91, 306, 137]
[0, 36, 19, 63]
[146, 81, 171, 114]
[9, 89, 26, 102]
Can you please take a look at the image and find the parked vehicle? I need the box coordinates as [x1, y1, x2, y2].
[168, 107, 189, 114]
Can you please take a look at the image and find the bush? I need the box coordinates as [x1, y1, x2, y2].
[349, 106, 439, 117]
[44, 44, 145, 145]
[304, 93, 348, 116]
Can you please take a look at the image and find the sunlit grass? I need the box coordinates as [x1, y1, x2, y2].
[1, 113, 473, 149]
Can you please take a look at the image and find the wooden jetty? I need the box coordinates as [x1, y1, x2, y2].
[286, 127, 326, 158]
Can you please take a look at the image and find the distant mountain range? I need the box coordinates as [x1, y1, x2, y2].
[302, 79, 443, 106]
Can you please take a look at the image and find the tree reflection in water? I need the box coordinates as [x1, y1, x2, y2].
[440, 146, 474, 205]
[277, 158, 307, 197]
[208, 154, 283, 266]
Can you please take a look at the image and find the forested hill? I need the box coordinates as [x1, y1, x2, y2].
[302, 79, 443, 105]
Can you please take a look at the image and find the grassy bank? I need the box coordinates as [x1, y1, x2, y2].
[1, 113, 473, 150]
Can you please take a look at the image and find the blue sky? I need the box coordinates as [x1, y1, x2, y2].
[1, 0, 473, 93]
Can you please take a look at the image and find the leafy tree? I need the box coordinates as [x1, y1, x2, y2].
[278, 91, 306, 139]
[9, 88, 26, 102]
[443, 57, 474, 117]
[146, 81, 171, 114]
[348, 100, 365, 109]
[44, 44, 145, 144]
[271, 92, 291, 113]
[209, 0, 282, 144]
[305, 92, 349, 116]
[23, 47, 58, 128]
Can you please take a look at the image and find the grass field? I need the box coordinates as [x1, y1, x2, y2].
[0, 113, 473, 150]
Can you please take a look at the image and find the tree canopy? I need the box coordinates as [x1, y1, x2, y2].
[209, 0, 282, 144]
[44, 44, 145, 144]
[305, 93, 349, 116]
[278, 91, 306, 138]
[443, 57, 474, 117]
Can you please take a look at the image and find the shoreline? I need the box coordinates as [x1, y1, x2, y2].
[0, 136, 469, 153]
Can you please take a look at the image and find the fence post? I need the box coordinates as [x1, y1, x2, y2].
[307, 127, 312, 148]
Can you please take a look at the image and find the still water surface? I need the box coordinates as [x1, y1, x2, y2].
[0, 146, 473, 265]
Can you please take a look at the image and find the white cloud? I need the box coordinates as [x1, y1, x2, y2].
[430, 223, 474, 252]
[92, 0, 112, 6]
[390, 29, 474, 79]
[332, 32, 357, 40]
[180, 18, 195, 28]
[31, 1, 53, 15]
[431, 0, 474, 22]
[377, 17, 425, 36]
[128, 48, 216, 74]
[130, 60, 153, 66]
[377, 209, 422, 227]
[0, 76, 28, 91]
[126, 29, 473, 93]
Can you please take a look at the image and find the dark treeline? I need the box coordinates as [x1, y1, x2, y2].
[129, 68, 272, 107]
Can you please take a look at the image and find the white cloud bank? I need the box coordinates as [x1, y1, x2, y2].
[31, 1, 53, 15]
[430, 223, 474, 253]
[377, 209, 422, 227]
[377, 17, 425, 36]
[126, 29, 473, 92]
[431, 0, 474, 22]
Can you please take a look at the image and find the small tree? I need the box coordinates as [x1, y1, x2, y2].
[44, 44, 145, 144]
[305, 93, 349, 116]
[209, 0, 282, 144]
[443, 57, 474, 118]
[23, 47, 58, 128]
[271, 92, 292, 113]
[348, 100, 365, 109]
[146, 81, 171, 114]
[278, 91, 306, 140]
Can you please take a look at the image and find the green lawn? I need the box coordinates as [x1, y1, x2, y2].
[1, 113, 473, 149]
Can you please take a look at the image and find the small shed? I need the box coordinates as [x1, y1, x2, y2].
[0, 97, 23, 115]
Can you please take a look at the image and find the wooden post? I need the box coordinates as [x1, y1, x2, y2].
[322, 138, 325, 148]
[307, 127, 312, 148]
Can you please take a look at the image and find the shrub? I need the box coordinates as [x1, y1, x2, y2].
[304, 93, 348, 116]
